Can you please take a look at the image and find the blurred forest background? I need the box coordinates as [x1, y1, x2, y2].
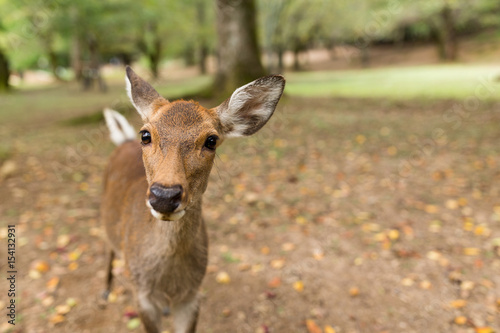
[1, 0, 500, 333]
[1, 0, 500, 92]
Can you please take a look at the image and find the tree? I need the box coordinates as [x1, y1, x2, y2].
[213, 0, 266, 97]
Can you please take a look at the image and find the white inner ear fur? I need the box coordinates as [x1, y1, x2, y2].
[220, 79, 283, 138]
[125, 74, 150, 121]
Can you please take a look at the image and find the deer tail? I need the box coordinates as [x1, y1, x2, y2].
[103, 108, 136, 146]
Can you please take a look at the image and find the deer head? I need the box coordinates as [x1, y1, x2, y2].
[125, 67, 285, 221]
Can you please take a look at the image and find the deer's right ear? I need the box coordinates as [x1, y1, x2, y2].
[125, 66, 167, 122]
[216, 75, 285, 138]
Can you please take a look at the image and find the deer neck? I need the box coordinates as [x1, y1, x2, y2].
[154, 198, 203, 255]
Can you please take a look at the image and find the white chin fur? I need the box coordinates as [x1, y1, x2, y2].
[149, 208, 185, 221]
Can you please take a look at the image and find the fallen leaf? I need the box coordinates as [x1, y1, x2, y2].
[475, 328, 494, 333]
[388, 229, 399, 240]
[49, 314, 65, 325]
[349, 286, 360, 296]
[355, 134, 366, 145]
[425, 205, 439, 214]
[446, 199, 458, 210]
[324, 326, 336, 333]
[312, 249, 324, 260]
[270, 259, 285, 269]
[293, 280, 304, 292]
[238, 263, 251, 271]
[55, 304, 71, 315]
[260, 246, 270, 255]
[460, 281, 475, 291]
[46, 277, 60, 292]
[127, 317, 141, 330]
[216, 271, 231, 284]
[420, 280, 432, 290]
[33, 260, 50, 273]
[0, 160, 17, 179]
[68, 262, 78, 271]
[454, 316, 467, 325]
[306, 319, 322, 333]
[107, 292, 117, 303]
[41, 296, 55, 307]
[268, 276, 281, 288]
[463, 248, 480, 256]
[401, 278, 414, 287]
[282, 242, 295, 251]
[57, 234, 71, 248]
[450, 299, 467, 309]
[66, 298, 77, 307]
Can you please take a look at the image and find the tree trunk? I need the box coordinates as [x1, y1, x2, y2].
[196, 0, 208, 75]
[71, 35, 83, 82]
[214, 0, 266, 98]
[83, 35, 107, 92]
[440, 4, 458, 61]
[277, 46, 284, 73]
[0, 49, 10, 92]
[293, 46, 301, 71]
[48, 50, 64, 81]
[148, 36, 162, 79]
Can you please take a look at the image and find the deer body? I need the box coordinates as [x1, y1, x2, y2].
[101, 67, 285, 333]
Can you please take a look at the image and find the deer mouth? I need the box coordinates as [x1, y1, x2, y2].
[146, 201, 186, 221]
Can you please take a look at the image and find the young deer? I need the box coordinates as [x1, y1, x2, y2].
[101, 66, 285, 333]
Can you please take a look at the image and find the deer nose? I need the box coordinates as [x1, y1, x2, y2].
[148, 183, 183, 214]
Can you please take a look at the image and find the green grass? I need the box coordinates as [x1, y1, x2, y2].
[0, 75, 212, 124]
[285, 64, 500, 100]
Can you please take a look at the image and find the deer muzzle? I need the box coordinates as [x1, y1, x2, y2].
[147, 183, 185, 221]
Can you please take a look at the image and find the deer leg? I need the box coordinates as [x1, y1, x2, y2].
[102, 250, 114, 300]
[172, 297, 199, 333]
[137, 291, 162, 333]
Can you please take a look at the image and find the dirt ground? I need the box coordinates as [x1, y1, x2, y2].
[1, 41, 500, 333]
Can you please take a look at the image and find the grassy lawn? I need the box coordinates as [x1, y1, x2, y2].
[285, 64, 500, 100]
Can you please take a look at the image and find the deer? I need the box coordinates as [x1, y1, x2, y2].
[100, 66, 285, 333]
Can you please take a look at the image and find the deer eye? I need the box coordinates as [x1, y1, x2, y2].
[204, 135, 218, 150]
[140, 130, 151, 145]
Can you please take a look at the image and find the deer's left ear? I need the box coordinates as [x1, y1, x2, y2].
[216, 75, 285, 138]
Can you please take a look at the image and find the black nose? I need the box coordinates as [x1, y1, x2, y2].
[149, 183, 183, 214]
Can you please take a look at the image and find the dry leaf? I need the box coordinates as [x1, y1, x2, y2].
[349, 286, 360, 296]
[425, 205, 439, 214]
[238, 263, 251, 271]
[324, 326, 336, 333]
[68, 262, 78, 271]
[268, 276, 281, 288]
[34, 260, 50, 273]
[401, 278, 414, 286]
[282, 242, 295, 251]
[270, 259, 285, 269]
[260, 246, 270, 255]
[475, 328, 494, 333]
[46, 277, 60, 292]
[312, 249, 324, 260]
[420, 280, 432, 290]
[454, 316, 467, 325]
[49, 314, 65, 325]
[306, 319, 322, 333]
[450, 299, 467, 309]
[463, 248, 480, 256]
[55, 304, 71, 315]
[293, 280, 304, 292]
[216, 271, 231, 284]
[388, 229, 399, 240]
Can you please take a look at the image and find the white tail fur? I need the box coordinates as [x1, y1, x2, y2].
[103, 108, 136, 146]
